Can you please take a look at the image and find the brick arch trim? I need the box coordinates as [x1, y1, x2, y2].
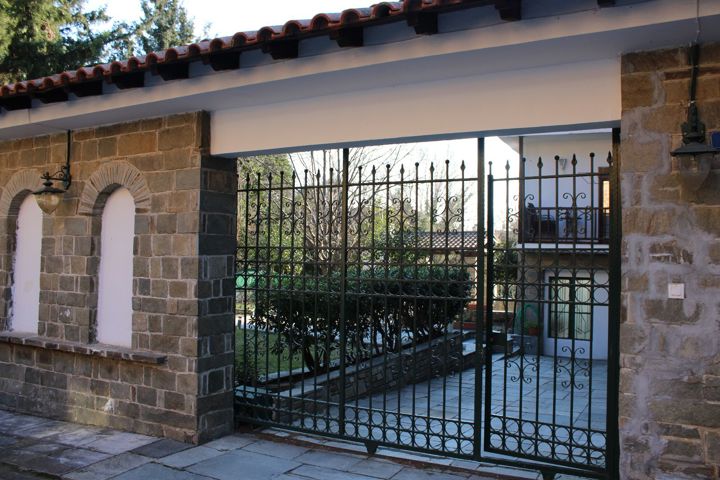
[78, 161, 151, 215]
[0, 170, 43, 217]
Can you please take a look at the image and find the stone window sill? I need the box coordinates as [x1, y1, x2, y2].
[0, 331, 166, 365]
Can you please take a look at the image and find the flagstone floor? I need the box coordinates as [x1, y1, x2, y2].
[282, 354, 608, 465]
[0, 408, 577, 480]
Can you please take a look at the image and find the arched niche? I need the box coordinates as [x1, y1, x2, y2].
[96, 187, 135, 347]
[9, 194, 43, 334]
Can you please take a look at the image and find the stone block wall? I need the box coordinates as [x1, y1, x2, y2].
[0, 112, 236, 443]
[620, 44, 720, 479]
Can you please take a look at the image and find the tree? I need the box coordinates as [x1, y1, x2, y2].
[0, 1, 12, 63]
[116, 0, 196, 57]
[0, 0, 117, 84]
[236, 147, 475, 375]
[0, 0, 202, 84]
[287, 146, 412, 267]
[236, 154, 295, 267]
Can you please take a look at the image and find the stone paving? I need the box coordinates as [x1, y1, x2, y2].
[355, 353, 608, 428]
[0, 408, 564, 480]
[285, 354, 607, 462]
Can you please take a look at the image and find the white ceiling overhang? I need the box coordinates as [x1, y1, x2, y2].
[1, 0, 719, 155]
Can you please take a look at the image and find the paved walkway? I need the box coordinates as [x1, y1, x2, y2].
[240, 353, 607, 464]
[0, 409, 565, 480]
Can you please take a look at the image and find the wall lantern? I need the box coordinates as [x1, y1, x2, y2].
[671, 44, 720, 191]
[34, 131, 72, 214]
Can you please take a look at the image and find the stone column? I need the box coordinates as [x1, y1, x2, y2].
[196, 153, 237, 442]
[619, 44, 720, 479]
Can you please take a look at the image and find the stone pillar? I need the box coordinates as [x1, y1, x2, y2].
[620, 45, 720, 479]
[197, 154, 237, 442]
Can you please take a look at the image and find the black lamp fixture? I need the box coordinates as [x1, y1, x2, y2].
[33, 130, 72, 214]
[671, 43, 720, 190]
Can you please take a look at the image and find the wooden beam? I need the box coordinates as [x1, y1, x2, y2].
[208, 51, 241, 71]
[110, 71, 145, 89]
[68, 80, 103, 98]
[33, 88, 69, 104]
[330, 27, 364, 48]
[154, 62, 190, 81]
[0, 95, 31, 111]
[262, 40, 299, 60]
[407, 12, 439, 35]
[494, 0, 521, 21]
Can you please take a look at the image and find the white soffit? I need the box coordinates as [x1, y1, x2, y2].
[211, 58, 620, 155]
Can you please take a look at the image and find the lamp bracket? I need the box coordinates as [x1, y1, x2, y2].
[681, 44, 706, 145]
[41, 130, 72, 191]
[681, 102, 706, 145]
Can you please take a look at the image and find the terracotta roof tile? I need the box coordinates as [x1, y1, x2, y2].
[412, 231, 480, 252]
[0, 0, 518, 110]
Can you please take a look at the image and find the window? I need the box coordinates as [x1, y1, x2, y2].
[96, 188, 135, 347]
[10, 195, 43, 333]
[548, 276, 592, 340]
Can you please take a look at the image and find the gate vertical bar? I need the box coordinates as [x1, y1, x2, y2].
[606, 128, 622, 479]
[483, 155, 495, 453]
[474, 138, 486, 459]
[338, 147, 350, 436]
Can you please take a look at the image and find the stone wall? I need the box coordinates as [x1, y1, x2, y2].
[620, 44, 720, 479]
[237, 333, 469, 423]
[0, 112, 236, 443]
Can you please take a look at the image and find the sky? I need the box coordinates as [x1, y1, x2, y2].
[87, 0, 364, 39]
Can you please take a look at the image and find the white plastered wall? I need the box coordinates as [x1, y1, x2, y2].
[96, 188, 135, 347]
[522, 132, 614, 210]
[10, 195, 43, 334]
[211, 58, 620, 156]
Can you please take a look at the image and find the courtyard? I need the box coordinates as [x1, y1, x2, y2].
[237, 345, 608, 468]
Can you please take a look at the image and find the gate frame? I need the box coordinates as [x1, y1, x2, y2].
[606, 127, 621, 480]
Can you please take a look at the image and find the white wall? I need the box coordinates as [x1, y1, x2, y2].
[10, 195, 43, 334]
[96, 188, 135, 347]
[521, 131, 613, 210]
[212, 59, 620, 156]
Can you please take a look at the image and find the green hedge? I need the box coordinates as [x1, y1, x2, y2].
[246, 265, 472, 372]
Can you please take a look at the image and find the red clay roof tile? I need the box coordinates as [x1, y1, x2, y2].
[0, 0, 516, 109]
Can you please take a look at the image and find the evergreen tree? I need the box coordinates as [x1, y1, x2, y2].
[138, 0, 195, 54]
[0, 0, 117, 84]
[113, 0, 196, 57]
[0, 0, 201, 84]
[0, 0, 13, 63]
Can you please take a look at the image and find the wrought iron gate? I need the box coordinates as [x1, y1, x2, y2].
[483, 132, 620, 478]
[235, 139, 619, 478]
[235, 147, 482, 456]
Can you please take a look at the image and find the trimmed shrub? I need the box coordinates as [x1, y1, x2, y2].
[250, 265, 471, 372]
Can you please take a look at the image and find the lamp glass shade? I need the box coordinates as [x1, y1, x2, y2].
[33, 187, 64, 215]
[671, 141, 718, 191]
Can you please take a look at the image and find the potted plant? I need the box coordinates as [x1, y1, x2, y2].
[458, 301, 479, 331]
[524, 318, 540, 337]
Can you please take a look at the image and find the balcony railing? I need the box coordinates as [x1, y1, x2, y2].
[520, 204, 610, 244]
